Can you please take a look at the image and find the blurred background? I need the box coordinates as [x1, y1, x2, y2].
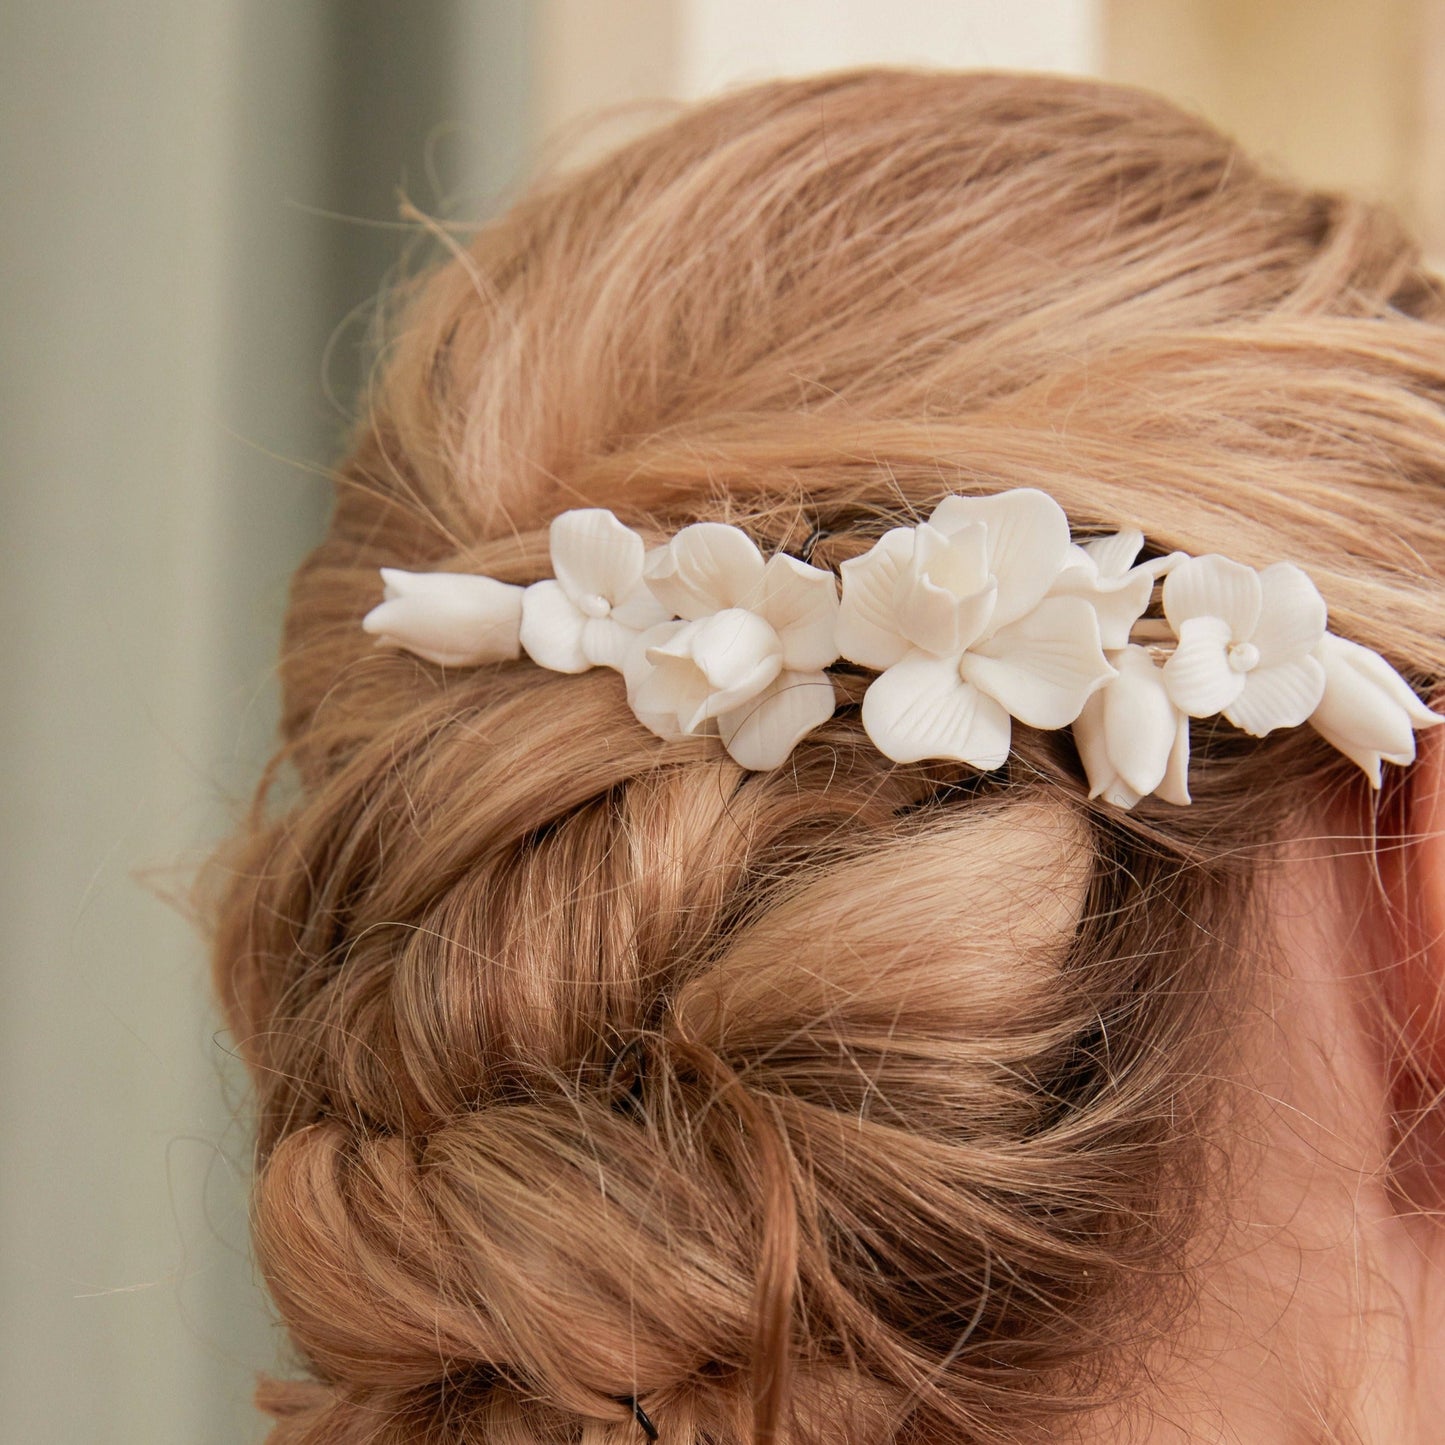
[2, 2, 1441, 1440]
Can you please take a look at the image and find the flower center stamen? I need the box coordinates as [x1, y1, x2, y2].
[1226, 641, 1260, 674]
[578, 593, 612, 619]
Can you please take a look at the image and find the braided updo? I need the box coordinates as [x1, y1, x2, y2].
[209, 70, 1445, 1444]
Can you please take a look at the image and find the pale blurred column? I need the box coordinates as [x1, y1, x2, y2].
[534, 0, 1102, 139]
[533, 0, 1443, 264]
[1422, 0, 1445, 257]
[1104, 0, 1445, 261]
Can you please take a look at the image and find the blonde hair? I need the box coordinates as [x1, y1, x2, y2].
[209, 70, 1445, 1444]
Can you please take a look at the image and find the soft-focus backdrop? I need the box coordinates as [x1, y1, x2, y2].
[3, 3, 1441, 1441]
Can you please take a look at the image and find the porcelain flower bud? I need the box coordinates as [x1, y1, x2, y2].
[1051, 529, 1184, 650]
[362, 568, 524, 667]
[1161, 555, 1327, 735]
[1307, 633, 1443, 786]
[519, 508, 672, 673]
[1073, 645, 1191, 809]
[625, 522, 840, 769]
[836, 488, 1116, 768]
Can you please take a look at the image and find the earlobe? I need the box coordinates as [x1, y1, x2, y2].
[1396, 709, 1445, 1085]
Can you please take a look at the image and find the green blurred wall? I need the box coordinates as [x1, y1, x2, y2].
[0, 4, 530, 1440]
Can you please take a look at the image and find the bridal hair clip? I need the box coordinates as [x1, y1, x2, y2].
[362, 490, 1441, 809]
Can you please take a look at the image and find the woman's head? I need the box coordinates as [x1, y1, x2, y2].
[211, 70, 1445, 1443]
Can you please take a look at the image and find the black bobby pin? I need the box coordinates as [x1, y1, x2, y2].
[625, 1396, 659, 1441]
[798, 522, 832, 564]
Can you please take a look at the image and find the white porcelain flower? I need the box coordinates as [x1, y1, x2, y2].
[624, 522, 840, 769]
[1073, 645, 1191, 809]
[835, 488, 1116, 767]
[1308, 633, 1443, 786]
[1051, 529, 1184, 650]
[362, 568, 524, 667]
[519, 508, 672, 673]
[1161, 555, 1327, 735]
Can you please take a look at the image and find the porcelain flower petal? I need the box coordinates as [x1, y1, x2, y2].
[1073, 645, 1190, 809]
[927, 487, 1073, 628]
[1164, 615, 1245, 717]
[835, 527, 916, 670]
[1222, 655, 1325, 736]
[1081, 529, 1148, 579]
[1223, 563, 1327, 735]
[841, 491, 1112, 766]
[889, 522, 997, 657]
[517, 579, 590, 672]
[621, 621, 691, 740]
[959, 596, 1116, 730]
[631, 608, 783, 735]
[520, 575, 670, 673]
[861, 650, 1013, 768]
[1309, 633, 1443, 785]
[519, 510, 671, 673]
[363, 568, 524, 667]
[585, 599, 673, 668]
[644, 522, 766, 620]
[1163, 554, 1262, 640]
[627, 527, 838, 760]
[1051, 530, 1184, 651]
[837, 488, 1075, 674]
[609, 549, 674, 630]
[716, 669, 838, 770]
[1248, 562, 1327, 666]
[757, 553, 841, 671]
[1161, 557, 1327, 732]
[549, 508, 644, 616]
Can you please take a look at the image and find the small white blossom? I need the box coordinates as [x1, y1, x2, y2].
[1308, 633, 1443, 786]
[624, 522, 840, 769]
[362, 568, 524, 667]
[1073, 645, 1191, 809]
[518, 509, 671, 673]
[1161, 555, 1327, 736]
[835, 488, 1116, 767]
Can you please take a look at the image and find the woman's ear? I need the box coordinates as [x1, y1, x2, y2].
[1397, 710, 1445, 1084]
